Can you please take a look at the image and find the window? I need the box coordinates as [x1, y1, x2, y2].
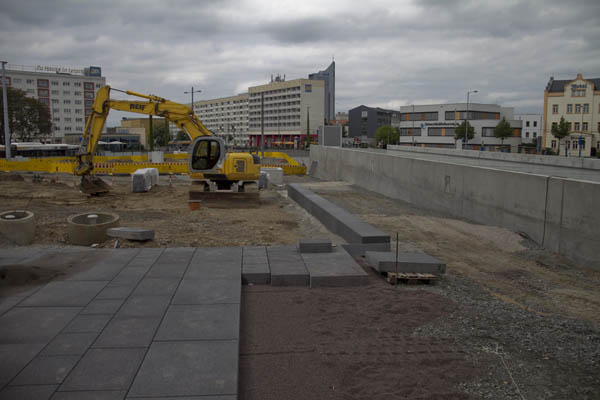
[399, 128, 422, 136]
[567, 122, 572, 131]
[572, 89, 585, 97]
[552, 122, 557, 130]
[533, 132, 537, 138]
[583, 104, 589, 113]
[39, 98, 50, 106]
[26, 79, 34, 84]
[63, 91, 70, 95]
[533, 121, 537, 127]
[52, 99, 59, 104]
[84, 82, 94, 90]
[482, 127, 496, 137]
[567, 141, 570, 149]
[574, 122, 580, 131]
[74, 82, 81, 87]
[51, 81, 58, 86]
[551, 140, 557, 148]
[76, 118, 83, 122]
[13, 78, 21, 84]
[575, 104, 581, 113]
[63, 81, 70, 86]
[74, 100, 82, 105]
[52, 108, 59, 113]
[51, 90, 59, 95]
[304, 84, 312, 92]
[84, 91, 95, 99]
[64, 108, 71, 113]
[63, 99, 71, 104]
[38, 89, 49, 97]
[26, 88, 34, 94]
[573, 141, 577, 149]
[64, 117, 72, 122]
[37, 79, 49, 88]
[526, 121, 530, 127]
[96, 83, 102, 88]
[567, 104, 573, 113]
[74, 91, 81, 96]
[583, 122, 588, 131]
[552, 104, 558, 113]
[75, 109, 82, 114]
[64, 126, 72, 131]
[84, 100, 93, 107]
[53, 117, 60, 122]
[76, 126, 83, 131]
[526, 132, 529, 138]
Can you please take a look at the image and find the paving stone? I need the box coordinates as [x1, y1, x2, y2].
[96, 285, 135, 300]
[155, 304, 239, 341]
[243, 246, 267, 256]
[128, 340, 238, 398]
[301, 248, 368, 288]
[242, 263, 270, 285]
[109, 266, 148, 286]
[132, 278, 180, 296]
[93, 317, 161, 348]
[269, 260, 309, 286]
[51, 391, 127, 400]
[365, 251, 447, 274]
[63, 314, 111, 334]
[80, 299, 123, 315]
[184, 261, 241, 280]
[0, 296, 22, 316]
[19, 281, 107, 307]
[288, 183, 391, 246]
[299, 238, 332, 253]
[126, 396, 235, 400]
[41, 333, 98, 356]
[242, 255, 269, 265]
[107, 227, 155, 241]
[0, 384, 57, 400]
[172, 279, 240, 305]
[115, 296, 170, 318]
[60, 348, 146, 391]
[64, 250, 140, 281]
[0, 343, 45, 387]
[0, 307, 81, 344]
[12, 355, 79, 385]
[146, 247, 196, 278]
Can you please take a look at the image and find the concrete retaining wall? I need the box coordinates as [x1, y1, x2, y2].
[310, 145, 600, 269]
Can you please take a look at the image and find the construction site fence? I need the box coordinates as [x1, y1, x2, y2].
[0, 152, 306, 176]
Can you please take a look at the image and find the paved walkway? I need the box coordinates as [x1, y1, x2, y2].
[0, 245, 366, 399]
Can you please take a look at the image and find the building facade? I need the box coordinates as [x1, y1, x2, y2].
[395, 103, 522, 151]
[4, 64, 105, 143]
[543, 74, 600, 157]
[348, 105, 399, 144]
[308, 61, 335, 122]
[514, 114, 542, 144]
[193, 93, 249, 147]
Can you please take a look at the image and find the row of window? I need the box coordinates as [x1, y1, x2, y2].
[524, 120, 538, 127]
[524, 132, 538, 138]
[552, 103, 598, 114]
[249, 122, 301, 128]
[11, 78, 101, 89]
[397, 127, 520, 137]
[53, 126, 83, 132]
[551, 121, 599, 132]
[249, 87, 301, 100]
[249, 108, 301, 116]
[249, 93, 302, 103]
[52, 117, 84, 123]
[551, 140, 586, 149]
[249, 115, 301, 122]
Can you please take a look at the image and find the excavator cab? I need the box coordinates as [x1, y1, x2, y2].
[189, 137, 226, 173]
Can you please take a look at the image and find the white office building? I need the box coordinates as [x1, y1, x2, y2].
[4, 64, 106, 143]
[193, 93, 249, 147]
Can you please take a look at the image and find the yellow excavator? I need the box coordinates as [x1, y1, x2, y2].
[76, 85, 260, 195]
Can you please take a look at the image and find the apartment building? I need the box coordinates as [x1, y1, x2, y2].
[514, 114, 542, 144]
[543, 74, 600, 157]
[193, 93, 249, 147]
[348, 105, 400, 144]
[395, 103, 522, 151]
[4, 64, 106, 143]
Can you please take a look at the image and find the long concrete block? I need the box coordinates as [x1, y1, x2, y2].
[301, 248, 368, 288]
[299, 238, 332, 253]
[267, 246, 309, 286]
[287, 183, 390, 247]
[365, 251, 446, 275]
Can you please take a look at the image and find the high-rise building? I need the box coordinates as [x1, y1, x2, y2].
[193, 93, 249, 147]
[543, 74, 600, 157]
[4, 64, 106, 143]
[309, 61, 335, 122]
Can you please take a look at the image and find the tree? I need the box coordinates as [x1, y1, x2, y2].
[375, 125, 399, 147]
[152, 124, 169, 147]
[493, 117, 512, 147]
[0, 87, 52, 143]
[454, 120, 475, 144]
[551, 116, 570, 156]
[175, 130, 189, 141]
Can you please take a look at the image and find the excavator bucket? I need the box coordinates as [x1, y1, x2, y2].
[79, 175, 111, 195]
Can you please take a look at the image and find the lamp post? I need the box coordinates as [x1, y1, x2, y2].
[184, 87, 201, 114]
[412, 104, 415, 146]
[1, 61, 10, 159]
[465, 90, 478, 150]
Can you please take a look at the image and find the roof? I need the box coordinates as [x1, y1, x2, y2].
[546, 77, 600, 92]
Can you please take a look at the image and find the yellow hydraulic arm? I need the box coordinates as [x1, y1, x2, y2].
[76, 85, 214, 176]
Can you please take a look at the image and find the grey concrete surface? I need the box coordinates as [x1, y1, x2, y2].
[301, 248, 368, 288]
[267, 245, 309, 286]
[310, 145, 600, 269]
[365, 251, 447, 275]
[299, 238, 332, 253]
[107, 227, 155, 241]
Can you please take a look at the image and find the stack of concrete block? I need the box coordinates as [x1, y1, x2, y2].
[365, 251, 446, 275]
[261, 167, 284, 185]
[132, 168, 159, 193]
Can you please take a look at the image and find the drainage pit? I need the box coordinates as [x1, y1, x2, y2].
[67, 212, 120, 246]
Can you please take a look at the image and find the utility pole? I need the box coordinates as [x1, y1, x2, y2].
[184, 87, 201, 114]
[260, 92, 264, 158]
[412, 104, 415, 146]
[1, 61, 10, 159]
[465, 90, 478, 150]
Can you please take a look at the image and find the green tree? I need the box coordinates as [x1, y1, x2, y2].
[551, 116, 570, 156]
[0, 87, 52, 143]
[454, 120, 475, 144]
[152, 124, 169, 147]
[493, 117, 512, 147]
[375, 125, 399, 146]
[175, 130, 189, 141]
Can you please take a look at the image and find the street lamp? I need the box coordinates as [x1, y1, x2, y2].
[184, 87, 201, 113]
[1, 61, 11, 158]
[465, 90, 478, 150]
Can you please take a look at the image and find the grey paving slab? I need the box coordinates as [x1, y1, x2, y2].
[0, 384, 57, 400]
[184, 261, 241, 280]
[80, 299, 123, 315]
[109, 266, 148, 286]
[266, 244, 298, 254]
[299, 238, 332, 253]
[115, 296, 170, 318]
[0, 307, 81, 344]
[51, 390, 127, 400]
[301, 248, 368, 288]
[0, 296, 22, 316]
[63, 314, 111, 334]
[0, 343, 45, 387]
[269, 260, 309, 286]
[96, 285, 135, 300]
[365, 251, 447, 274]
[93, 317, 161, 348]
[128, 340, 238, 398]
[145, 247, 195, 278]
[127, 397, 235, 400]
[60, 348, 146, 391]
[18, 250, 93, 270]
[242, 262, 270, 285]
[19, 281, 107, 307]
[243, 245, 267, 256]
[125, 248, 164, 269]
[172, 279, 240, 305]
[132, 277, 180, 296]
[155, 304, 239, 341]
[11, 355, 79, 385]
[41, 333, 98, 356]
[64, 249, 140, 281]
[242, 255, 269, 265]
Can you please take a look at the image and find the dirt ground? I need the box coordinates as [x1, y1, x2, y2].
[1, 172, 599, 399]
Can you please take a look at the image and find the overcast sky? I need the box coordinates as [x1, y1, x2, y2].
[1, 0, 599, 126]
